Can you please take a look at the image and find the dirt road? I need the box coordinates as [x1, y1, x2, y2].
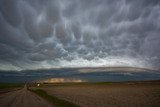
[0, 85, 53, 107]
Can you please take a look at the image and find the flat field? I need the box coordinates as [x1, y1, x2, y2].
[35, 81, 160, 107]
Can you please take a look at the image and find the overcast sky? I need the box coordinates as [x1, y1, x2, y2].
[0, 0, 160, 71]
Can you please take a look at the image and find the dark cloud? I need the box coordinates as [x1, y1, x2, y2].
[0, 0, 160, 71]
[0, 67, 160, 83]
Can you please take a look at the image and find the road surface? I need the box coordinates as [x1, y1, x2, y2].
[0, 85, 53, 107]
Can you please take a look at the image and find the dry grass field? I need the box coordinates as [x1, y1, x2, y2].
[35, 81, 160, 107]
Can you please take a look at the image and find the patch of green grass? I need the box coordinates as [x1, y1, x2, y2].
[0, 83, 23, 89]
[31, 89, 80, 107]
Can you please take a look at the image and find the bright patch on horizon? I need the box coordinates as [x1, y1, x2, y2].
[38, 78, 87, 83]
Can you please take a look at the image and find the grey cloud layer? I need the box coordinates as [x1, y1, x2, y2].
[0, 0, 160, 70]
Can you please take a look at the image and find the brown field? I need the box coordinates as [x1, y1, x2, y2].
[35, 81, 160, 107]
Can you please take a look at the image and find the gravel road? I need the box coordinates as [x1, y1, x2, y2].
[0, 85, 53, 107]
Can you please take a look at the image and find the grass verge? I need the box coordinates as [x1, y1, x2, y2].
[0, 83, 23, 89]
[30, 89, 80, 107]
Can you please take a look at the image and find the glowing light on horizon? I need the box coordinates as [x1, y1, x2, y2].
[38, 78, 87, 83]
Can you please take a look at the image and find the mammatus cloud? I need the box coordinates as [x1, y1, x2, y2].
[0, 0, 160, 71]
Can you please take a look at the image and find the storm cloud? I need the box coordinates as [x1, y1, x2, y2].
[0, 0, 160, 71]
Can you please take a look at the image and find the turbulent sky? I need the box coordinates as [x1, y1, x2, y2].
[0, 0, 160, 71]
